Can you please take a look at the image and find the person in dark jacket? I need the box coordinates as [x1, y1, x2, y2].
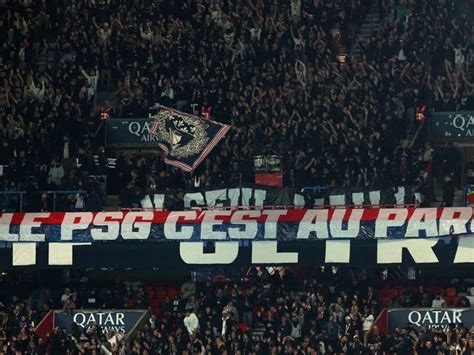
[441, 174, 455, 207]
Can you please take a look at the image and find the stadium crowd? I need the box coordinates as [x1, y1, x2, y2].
[0, 269, 473, 354]
[0, 0, 471, 212]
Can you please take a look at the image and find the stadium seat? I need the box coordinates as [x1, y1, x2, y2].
[167, 288, 179, 298]
[445, 288, 457, 296]
[395, 287, 406, 295]
[239, 323, 250, 332]
[443, 296, 453, 306]
[149, 299, 161, 308]
[155, 289, 167, 301]
[386, 289, 398, 298]
[381, 297, 392, 307]
[450, 296, 460, 307]
[126, 298, 136, 309]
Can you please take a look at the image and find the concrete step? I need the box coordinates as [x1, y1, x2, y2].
[352, 10, 381, 58]
[360, 25, 379, 32]
[360, 26, 379, 32]
[366, 13, 380, 19]
[365, 18, 380, 24]
[363, 24, 379, 29]
[251, 323, 265, 337]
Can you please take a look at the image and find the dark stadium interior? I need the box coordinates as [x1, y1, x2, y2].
[0, 0, 474, 354]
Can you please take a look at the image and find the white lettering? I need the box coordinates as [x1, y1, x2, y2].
[440, 311, 450, 324]
[201, 211, 232, 240]
[405, 208, 438, 237]
[453, 310, 462, 324]
[227, 188, 240, 207]
[205, 189, 227, 207]
[377, 239, 439, 263]
[116, 313, 125, 325]
[453, 237, 474, 263]
[228, 211, 260, 239]
[164, 211, 196, 240]
[140, 194, 165, 209]
[296, 210, 329, 239]
[422, 312, 433, 324]
[262, 210, 288, 239]
[0, 214, 18, 241]
[453, 115, 466, 130]
[253, 189, 267, 207]
[329, 209, 363, 239]
[104, 313, 114, 325]
[180, 242, 239, 264]
[408, 311, 421, 326]
[121, 212, 153, 239]
[128, 121, 141, 136]
[73, 313, 86, 327]
[91, 212, 122, 240]
[61, 213, 93, 241]
[251, 241, 298, 264]
[19, 213, 50, 241]
[98, 313, 104, 324]
[374, 209, 408, 238]
[183, 192, 205, 208]
[439, 208, 471, 236]
[86, 314, 95, 325]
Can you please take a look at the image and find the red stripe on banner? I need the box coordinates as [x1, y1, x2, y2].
[0, 208, 471, 226]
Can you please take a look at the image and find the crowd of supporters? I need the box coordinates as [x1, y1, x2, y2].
[0, 0, 471, 212]
[0, 269, 473, 354]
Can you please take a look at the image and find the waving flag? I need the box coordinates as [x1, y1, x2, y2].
[150, 104, 230, 172]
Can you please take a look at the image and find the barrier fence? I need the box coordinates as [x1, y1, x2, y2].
[2, 185, 422, 212]
[0, 190, 86, 212]
[0, 191, 25, 212]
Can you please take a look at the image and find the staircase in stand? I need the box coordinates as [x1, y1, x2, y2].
[251, 323, 266, 340]
[352, 11, 382, 59]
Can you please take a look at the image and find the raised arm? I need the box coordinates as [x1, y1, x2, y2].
[92, 16, 100, 31]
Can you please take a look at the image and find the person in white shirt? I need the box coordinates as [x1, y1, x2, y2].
[92, 17, 112, 48]
[140, 23, 154, 42]
[80, 66, 99, 99]
[432, 295, 446, 308]
[363, 313, 374, 333]
[184, 311, 199, 335]
[26, 78, 46, 101]
[49, 159, 65, 186]
[60, 288, 72, 304]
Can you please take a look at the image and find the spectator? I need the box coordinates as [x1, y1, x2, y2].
[0, 273, 472, 353]
[48, 160, 65, 187]
[441, 174, 456, 207]
[2, 0, 471, 213]
[431, 294, 446, 308]
[183, 310, 199, 336]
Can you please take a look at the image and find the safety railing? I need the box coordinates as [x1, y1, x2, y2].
[0, 190, 87, 212]
[0, 191, 26, 212]
[43, 190, 87, 212]
[120, 203, 420, 212]
[301, 186, 330, 192]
